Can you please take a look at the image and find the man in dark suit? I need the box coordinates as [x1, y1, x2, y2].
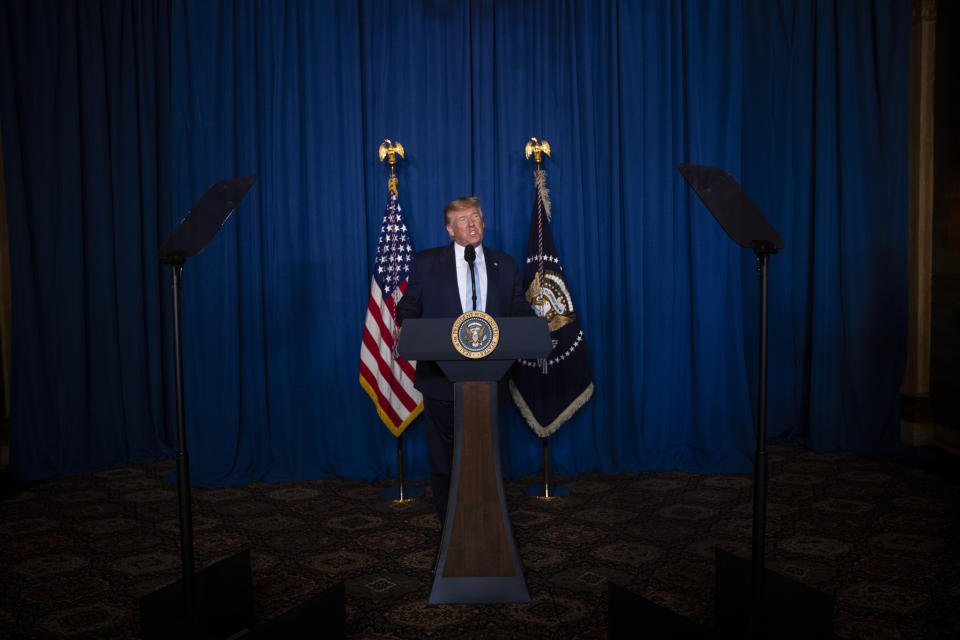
[397, 196, 533, 524]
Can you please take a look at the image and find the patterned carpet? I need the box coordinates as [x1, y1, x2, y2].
[1, 444, 958, 639]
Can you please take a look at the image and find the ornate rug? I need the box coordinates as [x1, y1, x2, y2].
[0, 444, 958, 638]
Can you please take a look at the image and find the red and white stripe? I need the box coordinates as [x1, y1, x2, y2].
[359, 278, 422, 436]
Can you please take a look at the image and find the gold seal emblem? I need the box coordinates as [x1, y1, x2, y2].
[525, 270, 575, 331]
[451, 311, 500, 359]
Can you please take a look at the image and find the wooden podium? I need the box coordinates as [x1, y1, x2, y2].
[398, 315, 551, 605]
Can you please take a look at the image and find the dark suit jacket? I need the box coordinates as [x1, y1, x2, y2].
[396, 243, 534, 400]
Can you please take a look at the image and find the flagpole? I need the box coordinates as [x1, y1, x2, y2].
[374, 139, 424, 503]
[379, 433, 424, 501]
[522, 435, 571, 498]
[521, 138, 570, 500]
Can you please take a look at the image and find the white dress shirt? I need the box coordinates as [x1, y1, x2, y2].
[454, 242, 487, 313]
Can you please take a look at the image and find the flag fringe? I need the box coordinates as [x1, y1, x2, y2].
[534, 169, 552, 222]
[509, 379, 593, 438]
[359, 374, 423, 437]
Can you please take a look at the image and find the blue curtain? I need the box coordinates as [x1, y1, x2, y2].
[1, 0, 909, 485]
[0, 0, 173, 478]
[741, 0, 909, 454]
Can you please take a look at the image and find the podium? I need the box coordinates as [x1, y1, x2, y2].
[398, 315, 551, 605]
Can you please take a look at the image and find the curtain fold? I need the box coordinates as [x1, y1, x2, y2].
[0, 0, 909, 484]
[1, 0, 173, 479]
[741, 0, 908, 454]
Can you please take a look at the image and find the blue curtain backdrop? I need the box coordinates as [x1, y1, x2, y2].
[0, 0, 909, 485]
[741, 0, 908, 454]
[0, 0, 173, 478]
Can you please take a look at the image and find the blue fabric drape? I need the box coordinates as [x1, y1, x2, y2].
[170, 1, 381, 484]
[1, 0, 173, 478]
[741, 0, 909, 454]
[1, 0, 910, 484]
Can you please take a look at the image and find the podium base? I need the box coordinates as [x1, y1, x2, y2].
[429, 575, 530, 605]
[140, 551, 255, 640]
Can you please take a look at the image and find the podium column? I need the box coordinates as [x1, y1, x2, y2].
[429, 381, 529, 604]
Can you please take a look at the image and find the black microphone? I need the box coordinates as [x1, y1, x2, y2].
[464, 245, 477, 311]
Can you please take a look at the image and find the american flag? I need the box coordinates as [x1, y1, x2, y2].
[359, 188, 423, 436]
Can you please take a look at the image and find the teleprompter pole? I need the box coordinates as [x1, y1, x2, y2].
[170, 259, 197, 625]
[661, 164, 834, 637]
[144, 176, 262, 639]
[750, 248, 771, 635]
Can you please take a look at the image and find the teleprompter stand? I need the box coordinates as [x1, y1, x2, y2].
[610, 165, 833, 638]
[148, 176, 347, 638]
[398, 317, 551, 604]
[146, 176, 259, 639]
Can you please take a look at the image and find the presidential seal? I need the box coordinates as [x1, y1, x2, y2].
[451, 311, 500, 359]
[525, 270, 576, 331]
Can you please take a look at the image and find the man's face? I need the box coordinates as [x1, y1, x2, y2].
[446, 206, 484, 247]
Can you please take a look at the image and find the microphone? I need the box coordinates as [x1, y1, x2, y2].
[464, 245, 477, 311]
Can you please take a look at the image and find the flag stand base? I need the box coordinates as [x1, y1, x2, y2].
[522, 483, 570, 498]
[522, 437, 569, 498]
[378, 486, 425, 501]
[378, 433, 425, 502]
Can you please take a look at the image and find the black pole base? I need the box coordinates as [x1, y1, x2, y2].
[608, 549, 835, 639]
[0, 466, 24, 501]
[244, 581, 346, 639]
[715, 548, 834, 639]
[608, 582, 709, 639]
[140, 551, 255, 640]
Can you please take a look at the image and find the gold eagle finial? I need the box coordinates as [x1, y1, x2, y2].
[524, 137, 551, 165]
[378, 139, 405, 166]
[379, 140, 405, 194]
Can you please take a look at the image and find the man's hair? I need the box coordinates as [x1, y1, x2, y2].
[444, 197, 483, 226]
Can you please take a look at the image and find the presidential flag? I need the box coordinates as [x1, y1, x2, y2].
[509, 169, 594, 437]
[359, 187, 423, 436]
